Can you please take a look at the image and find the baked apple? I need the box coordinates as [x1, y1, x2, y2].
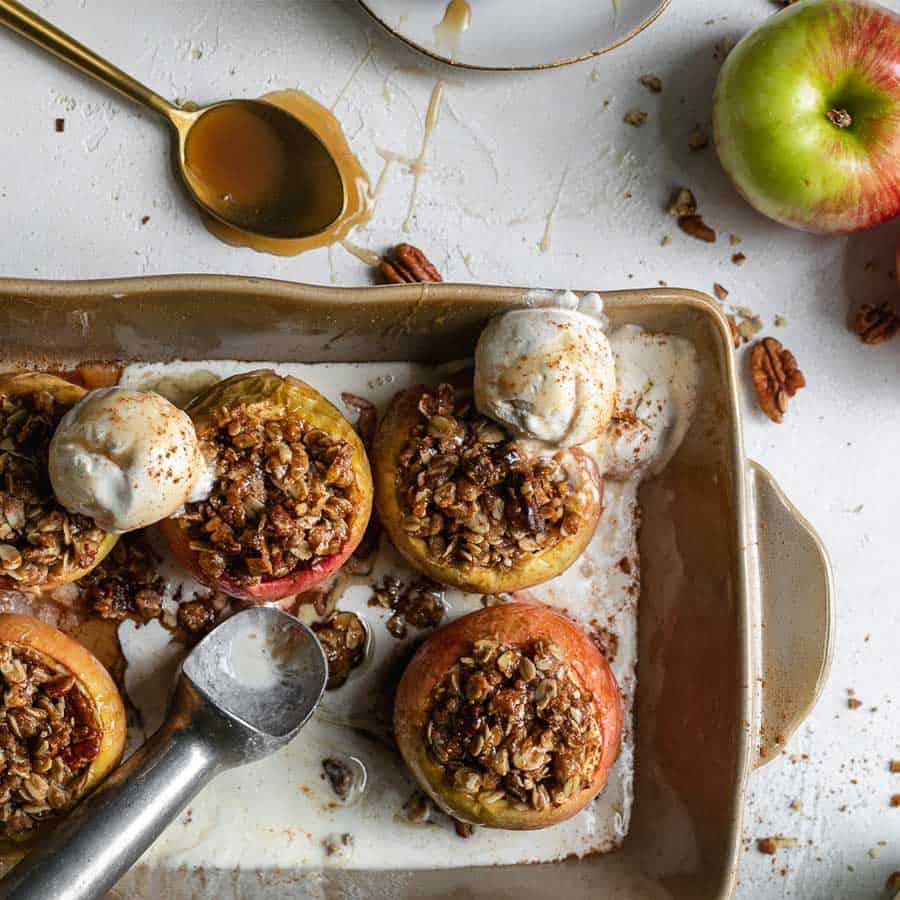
[394, 600, 622, 829]
[372, 382, 603, 593]
[0, 372, 118, 590]
[0, 614, 126, 841]
[160, 370, 373, 602]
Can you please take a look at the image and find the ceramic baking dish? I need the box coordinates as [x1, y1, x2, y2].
[0, 276, 833, 900]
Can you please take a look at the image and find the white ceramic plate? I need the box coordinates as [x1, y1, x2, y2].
[357, 0, 670, 70]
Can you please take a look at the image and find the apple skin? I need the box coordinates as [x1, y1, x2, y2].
[714, 0, 900, 234]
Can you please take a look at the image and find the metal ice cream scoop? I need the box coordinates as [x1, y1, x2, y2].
[0, 607, 328, 900]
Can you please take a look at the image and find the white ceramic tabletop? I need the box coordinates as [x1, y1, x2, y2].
[0, 1, 897, 896]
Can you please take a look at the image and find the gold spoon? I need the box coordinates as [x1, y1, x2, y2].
[0, 0, 345, 240]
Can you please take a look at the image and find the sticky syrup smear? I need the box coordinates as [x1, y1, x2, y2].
[433, 0, 471, 61]
[202, 90, 372, 256]
[331, 44, 375, 112]
[540, 159, 572, 253]
[375, 81, 444, 234]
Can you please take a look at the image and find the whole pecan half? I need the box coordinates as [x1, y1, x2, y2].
[750, 338, 806, 424]
[380, 244, 443, 284]
[852, 302, 900, 345]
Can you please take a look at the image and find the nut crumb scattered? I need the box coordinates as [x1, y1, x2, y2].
[891, 794, 900, 807]
[891, 760, 900, 773]
[322, 832, 353, 856]
[847, 698, 863, 710]
[732, 252, 747, 265]
[453, 819, 475, 839]
[729, 234, 742, 246]
[713, 283, 729, 301]
[668, 188, 697, 217]
[639, 75, 662, 93]
[757, 836, 798, 855]
[737, 317, 763, 341]
[660, 234, 672, 247]
[624, 109, 648, 127]
[55, 118, 65, 133]
[140, 215, 150, 226]
[789, 799, 803, 812]
[774, 315, 787, 328]
[688, 127, 709, 151]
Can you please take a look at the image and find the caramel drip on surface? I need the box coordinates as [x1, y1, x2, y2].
[340, 239, 382, 268]
[203, 90, 372, 256]
[540, 161, 571, 254]
[375, 81, 444, 236]
[433, 0, 471, 62]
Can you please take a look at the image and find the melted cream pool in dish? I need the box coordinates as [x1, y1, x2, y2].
[114, 324, 698, 871]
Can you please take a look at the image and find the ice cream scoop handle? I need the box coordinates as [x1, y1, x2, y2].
[0, 719, 219, 900]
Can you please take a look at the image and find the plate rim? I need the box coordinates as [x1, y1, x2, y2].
[355, 0, 671, 72]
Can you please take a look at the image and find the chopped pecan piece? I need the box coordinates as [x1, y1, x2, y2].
[852, 302, 900, 345]
[677, 215, 716, 243]
[341, 393, 377, 450]
[380, 244, 443, 284]
[751, 338, 806, 424]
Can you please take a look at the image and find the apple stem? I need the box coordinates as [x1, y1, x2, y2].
[826, 108, 853, 129]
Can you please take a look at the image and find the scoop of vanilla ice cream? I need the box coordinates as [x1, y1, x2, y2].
[49, 388, 212, 533]
[474, 307, 616, 447]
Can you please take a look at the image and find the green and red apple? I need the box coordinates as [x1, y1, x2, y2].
[714, 0, 900, 233]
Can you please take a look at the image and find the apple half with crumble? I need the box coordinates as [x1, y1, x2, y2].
[160, 370, 373, 602]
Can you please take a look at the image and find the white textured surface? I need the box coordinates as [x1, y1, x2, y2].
[1, 0, 898, 896]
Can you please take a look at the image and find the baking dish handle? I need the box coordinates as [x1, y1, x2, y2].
[747, 461, 835, 768]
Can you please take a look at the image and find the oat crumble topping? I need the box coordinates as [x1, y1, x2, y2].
[0, 389, 107, 587]
[369, 576, 446, 639]
[396, 384, 586, 573]
[85, 534, 165, 623]
[312, 611, 367, 690]
[425, 638, 602, 812]
[174, 404, 358, 587]
[0, 643, 101, 838]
